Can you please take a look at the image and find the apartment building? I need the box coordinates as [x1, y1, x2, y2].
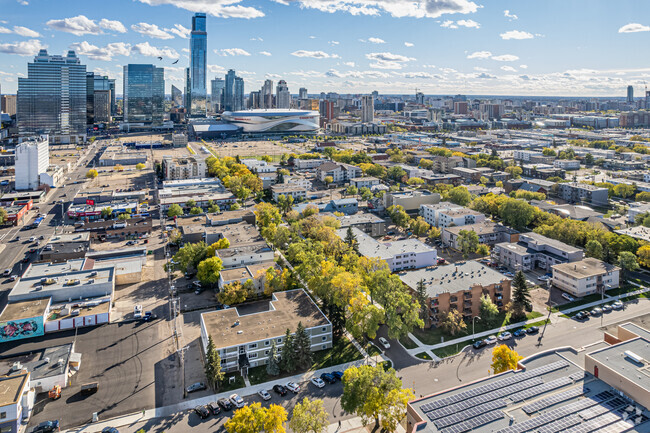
[442, 221, 519, 249]
[420, 203, 467, 228]
[338, 227, 436, 272]
[627, 202, 650, 224]
[399, 261, 511, 327]
[553, 159, 581, 170]
[492, 232, 584, 272]
[0, 372, 33, 432]
[350, 176, 380, 189]
[294, 158, 327, 170]
[437, 208, 486, 229]
[335, 212, 386, 237]
[162, 156, 207, 180]
[384, 191, 441, 213]
[315, 161, 361, 183]
[270, 184, 307, 202]
[551, 257, 620, 297]
[557, 182, 609, 206]
[200, 289, 332, 373]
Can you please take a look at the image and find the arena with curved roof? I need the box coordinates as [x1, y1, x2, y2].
[221, 109, 319, 133]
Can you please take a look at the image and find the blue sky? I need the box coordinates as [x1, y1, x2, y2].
[1, 0, 650, 96]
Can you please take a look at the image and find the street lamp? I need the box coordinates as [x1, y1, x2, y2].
[472, 316, 481, 340]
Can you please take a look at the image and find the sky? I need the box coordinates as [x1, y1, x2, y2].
[1, 0, 650, 97]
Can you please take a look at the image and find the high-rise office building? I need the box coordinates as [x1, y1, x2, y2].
[123, 64, 165, 125]
[234, 76, 244, 111]
[189, 12, 207, 117]
[224, 69, 238, 111]
[1, 95, 17, 116]
[361, 95, 374, 123]
[185, 68, 191, 110]
[248, 91, 260, 109]
[261, 79, 273, 109]
[171, 85, 183, 108]
[627, 85, 634, 103]
[86, 73, 114, 124]
[299, 87, 308, 100]
[276, 80, 290, 109]
[15, 136, 49, 190]
[371, 90, 379, 100]
[646, 91, 650, 110]
[211, 78, 224, 112]
[86, 72, 95, 125]
[17, 50, 87, 143]
[416, 91, 424, 105]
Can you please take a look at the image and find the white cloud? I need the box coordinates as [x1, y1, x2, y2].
[18, 0, 28, 5]
[291, 50, 339, 59]
[618, 23, 650, 33]
[500, 30, 534, 40]
[135, 0, 265, 19]
[208, 64, 227, 73]
[131, 23, 174, 39]
[0, 39, 46, 56]
[0, 27, 11, 34]
[250, 37, 263, 41]
[404, 42, 414, 47]
[13, 26, 41, 37]
[476, 72, 496, 79]
[70, 41, 131, 61]
[520, 64, 528, 69]
[467, 50, 492, 59]
[368, 37, 385, 44]
[504, 10, 518, 20]
[473, 66, 489, 72]
[167, 24, 191, 39]
[47, 15, 102, 35]
[456, 19, 480, 28]
[182, 48, 190, 53]
[441, 20, 457, 29]
[366, 51, 415, 69]
[329, 40, 339, 45]
[492, 54, 519, 62]
[259, 51, 272, 56]
[500, 65, 516, 72]
[422, 64, 435, 68]
[273, 0, 480, 19]
[99, 19, 127, 33]
[343, 61, 355, 67]
[216, 48, 251, 56]
[131, 41, 178, 58]
[400, 71, 435, 79]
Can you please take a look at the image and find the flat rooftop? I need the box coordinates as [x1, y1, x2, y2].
[0, 373, 29, 406]
[336, 227, 435, 260]
[335, 213, 385, 227]
[22, 259, 86, 278]
[399, 261, 508, 297]
[520, 231, 582, 254]
[220, 267, 253, 282]
[444, 220, 518, 236]
[10, 267, 115, 301]
[553, 258, 620, 279]
[0, 298, 50, 322]
[217, 241, 272, 259]
[588, 338, 650, 393]
[0, 344, 73, 381]
[202, 289, 329, 350]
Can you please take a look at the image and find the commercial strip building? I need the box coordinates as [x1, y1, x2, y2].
[442, 221, 519, 250]
[551, 257, 620, 297]
[384, 191, 441, 213]
[337, 227, 436, 272]
[200, 289, 332, 373]
[399, 261, 511, 326]
[156, 178, 236, 211]
[492, 232, 584, 272]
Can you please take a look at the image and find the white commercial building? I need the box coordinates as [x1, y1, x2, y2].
[15, 136, 49, 190]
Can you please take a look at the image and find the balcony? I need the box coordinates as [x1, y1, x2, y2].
[464, 300, 472, 307]
[450, 303, 458, 310]
[463, 292, 472, 299]
[450, 296, 458, 302]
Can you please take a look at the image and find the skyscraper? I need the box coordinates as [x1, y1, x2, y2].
[224, 69, 236, 111]
[299, 87, 308, 100]
[234, 76, 244, 111]
[276, 80, 290, 109]
[123, 64, 165, 125]
[248, 91, 260, 109]
[211, 78, 224, 112]
[93, 75, 113, 123]
[86, 72, 95, 125]
[361, 95, 374, 123]
[627, 85, 634, 103]
[171, 85, 183, 108]
[261, 79, 273, 109]
[190, 12, 207, 117]
[185, 68, 191, 110]
[17, 50, 87, 143]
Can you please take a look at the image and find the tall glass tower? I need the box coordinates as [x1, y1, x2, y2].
[17, 50, 87, 142]
[123, 64, 164, 125]
[190, 12, 207, 117]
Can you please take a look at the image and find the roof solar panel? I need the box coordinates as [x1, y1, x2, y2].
[439, 410, 505, 433]
[509, 376, 573, 403]
[522, 386, 586, 414]
[433, 399, 507, 429]
[496, 397, 598, 433]
[537, 414, 581, 433]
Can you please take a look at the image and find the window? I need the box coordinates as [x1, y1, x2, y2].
[277, 338, 282, 343]
[322, 336, 327, 341]
[322, 327, 327, 332]
[265, 350, 269, 355]
[249, 353, 258, 359]
[1, 426, 10, 433]
[248, 343, 257, 350]
[0, 412, 5, 419]
[264, 340, 270, 346]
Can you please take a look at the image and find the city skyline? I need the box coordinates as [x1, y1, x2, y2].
[0, 0, 649, 96]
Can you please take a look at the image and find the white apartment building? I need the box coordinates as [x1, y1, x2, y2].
[295, 158, 326, 170]
[315, 161, 362, 183]
[350, 176, 380, 189]
[627, 202, 650, 223]
[437, 207, 486, 228]
[271, 184, 307, 202]
[553, 159, 580, 170]
[551, 258, 620, 297]
[162, 156, 207, 180]
[513, 150, 543, 162]
[419, 202, 462, 227]
[241, 159, 277, 174]
[15, 136, 49, 190]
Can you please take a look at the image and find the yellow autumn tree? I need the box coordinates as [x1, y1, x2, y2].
[491, 344, 523, 374]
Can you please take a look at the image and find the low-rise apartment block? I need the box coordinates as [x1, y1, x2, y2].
[492, 232, 584, 272]
[384, 191, 441, 213]
[200, 289, 332, 373]
[315, 161, 361, 183]
[551, 257, 620, 297]
[437, 207, 486, 229]
[270, 184, 307, 202]
[335, 212, 386, 237]
[553, 159, 581, 170]
[162, 156, 207, 180]
[350, 176, 380, 189]
[420, 202, 462, 227]
[294, 158, 327, 170]
[399, 261, 511, 326]
[0, 372, 32, 432]
[442, 221, 519, 249]
[557, 182, 609, 206]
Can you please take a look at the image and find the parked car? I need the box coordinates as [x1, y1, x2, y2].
[217, 397, 233, 410]
[286, 382, 300, 393]
[484, 336, 498, 345]
[320, 373, 336, 384]
[229, 393, 245, 408]
[133, 305, 143, 319]
[331, 371, 344, 380]
[573, 312, 587, 321]
[186, 382, 207, 393]
[612, 301, 624, 310]
[473, 340, 487, 349]
[601, 304, 613, 312]
[206, 402, 221, 415]
[193, 405, 210, 419]
[21, 257, 30, 263]
[561, 293, 575, 302]
[590, 307, 603, 316]
[378, 337, 391, 349]
[28, 248, 37, 253]
[525, 326, 539, 335]
[29, 236, 36, 242]
[272, 384, 287, 396]
[9, 275, 18, 282]
[513, 329, 527, 337]
[258, 389, 272, 401]
[32, 421, 60, 433]
[2, 269, 11, 276]
[436, 257, 446, 265]
[497, 331, 512, 341]
[101, 428, 119, 433]
[142, 311, 158, 321]
[310, 377, 325, 388]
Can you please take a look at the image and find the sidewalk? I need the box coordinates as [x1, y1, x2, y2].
[63, 353, 388, 433]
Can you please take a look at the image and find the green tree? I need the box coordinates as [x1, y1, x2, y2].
[344, 226, 359, 253]
[217, 281, 248, 305]
[346, 185, 358, 196]
[276, 194, 294, 215]
[204, 335, 224, 390]
[189, 206, 202, 215]
[117, 213, 130, 220]
[447, 186, 472, 206]
[410, 216, 430, 237]
[167, 203, 183, 217]
[208, 204, 220, 213]
[101, 207, 113, 219]
[584, 153, 594, 165]
[387, 166, 406, 182]
[635, 191, 650, 202]
[415, 279, 428, 321]
[197, 256, 223, 287]
[185, 199, 196, 209]
[499, 199, 535, 231]
[505, 165, 523, 178]
[479, 294, 499, 327]
[0, 208, 7, 225]
[324, 175, 334, 186]
[439, 309, 466, 336]
[289, 398, 329, 433]
[293, 322, 313, 370]
[618, 251, 639, 281]
[511, 271, 531, 319]
[427, 226, 441, 240]
[476, 244, 490, 257]
[170, 241, 208, 273]
[613, 183, 636, 199]
[457, 229, 479, 259]
[224, 403, 287, 433]
[542, 147, 557, 156]
[585, 239, 604, 260]
[266, 341, 280, 376]
[261, 155, 273, 163]
[341, 365, 414, 431]
[280, 329, 296, 372]
[359, 187, 373, 201]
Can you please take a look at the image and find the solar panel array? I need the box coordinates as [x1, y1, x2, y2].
[433, 400, 507, 429]
[596, 420, 636, 433]
[578, 403, 612, 421]
[439, 410, 505, 433]
[593, 390, 616, 402]
[496, 397, 598, 433]
[537, 414, 582, 433]
[563, 412, 624, 433]
[522, 386, 586, 414]
[509, 376, 573, 403]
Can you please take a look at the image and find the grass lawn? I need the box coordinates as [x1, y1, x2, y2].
[363, 341, 382, 357]
[415, 352, 432, 360]
[399, 335, 418, 350]
[606, 283, 646, 297]
[550, 293, 604, 312]
[218, 373, 246, 392]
